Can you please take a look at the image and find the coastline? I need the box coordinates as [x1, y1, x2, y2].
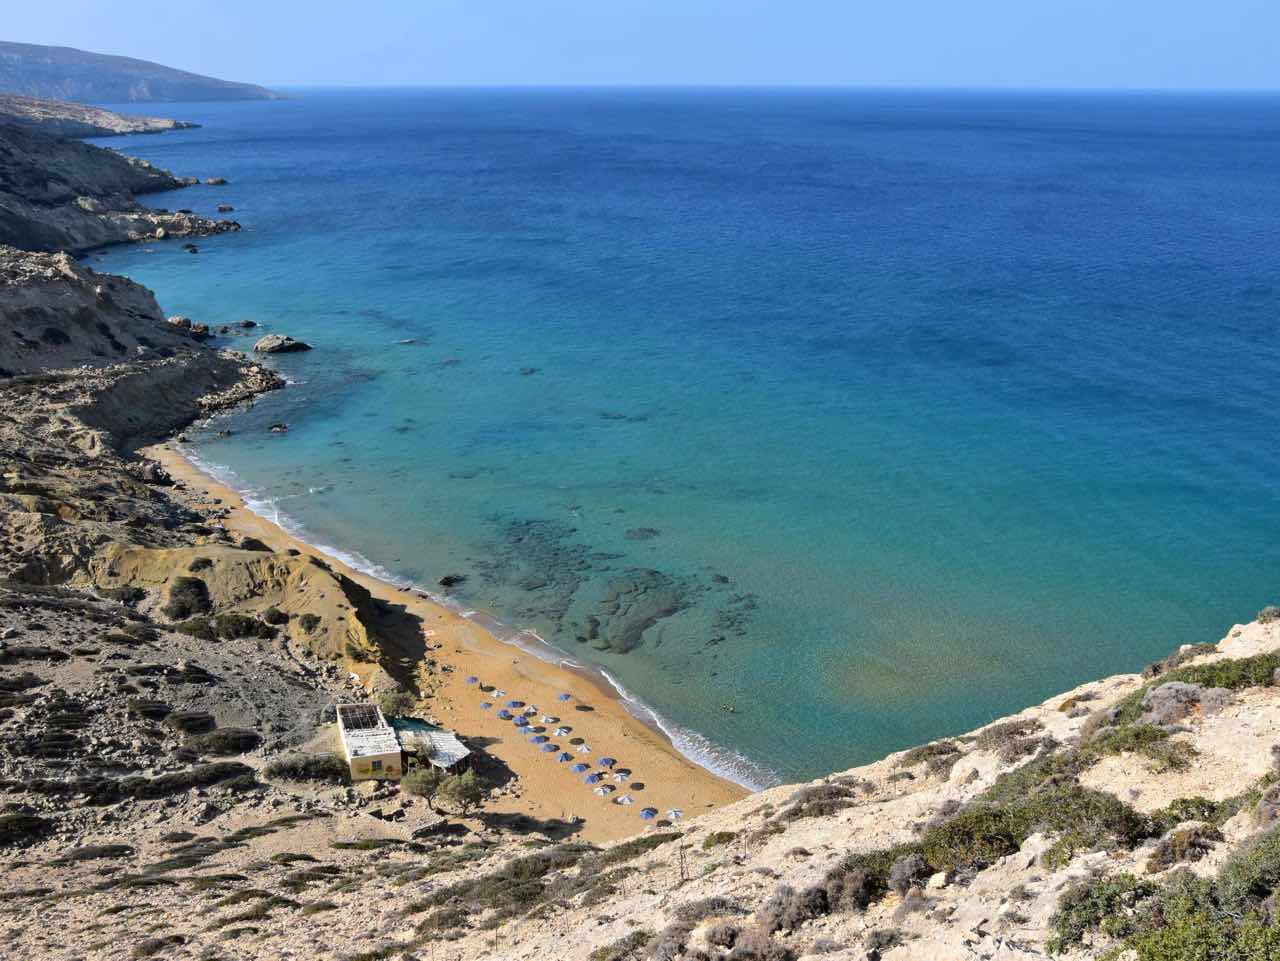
[147, 441, 750, 842]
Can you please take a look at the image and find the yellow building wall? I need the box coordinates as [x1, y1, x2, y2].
[348, 752, 403, 781]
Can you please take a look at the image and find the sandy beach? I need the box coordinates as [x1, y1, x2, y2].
[146, 442, 748, 843]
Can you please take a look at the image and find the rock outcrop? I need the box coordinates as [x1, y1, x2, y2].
[0, 40, 281, 103]
[0, 94, 199, 138]
[0, 122, 239, 253]
[253, 333, 312, 353]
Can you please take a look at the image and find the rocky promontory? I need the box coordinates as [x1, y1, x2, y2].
[0, 94, 199, 138]
[0, 120, 238, 253]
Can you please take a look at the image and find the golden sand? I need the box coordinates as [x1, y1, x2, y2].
[146, 442, 748, 842]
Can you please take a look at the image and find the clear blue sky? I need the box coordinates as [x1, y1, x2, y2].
[8, 0, 1279, 90]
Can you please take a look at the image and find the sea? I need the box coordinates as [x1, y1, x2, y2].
[88, 87, 1280, 788]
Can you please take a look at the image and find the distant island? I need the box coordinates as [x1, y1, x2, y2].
[0, 40, 280, 102]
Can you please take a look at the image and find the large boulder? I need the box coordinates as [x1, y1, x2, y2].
[253, 334, 312, 354]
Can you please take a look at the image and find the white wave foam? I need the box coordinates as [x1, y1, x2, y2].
[175, 441, 779, 791]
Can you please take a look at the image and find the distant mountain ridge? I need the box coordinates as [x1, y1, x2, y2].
[0, 40, 280, 102]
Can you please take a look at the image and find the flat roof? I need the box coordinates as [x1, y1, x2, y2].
[337, 703, 401, 759]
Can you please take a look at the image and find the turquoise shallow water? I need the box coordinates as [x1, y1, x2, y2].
[89, 88, 1280, 786]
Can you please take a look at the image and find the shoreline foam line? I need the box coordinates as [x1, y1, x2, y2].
[175, 441, 779, 791]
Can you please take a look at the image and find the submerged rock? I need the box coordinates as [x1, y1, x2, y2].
[204, 176, 228, 186]
[253, 334, 312, 354]
[438, 574, 467, 589]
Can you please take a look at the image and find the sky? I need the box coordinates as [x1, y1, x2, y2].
[7, 1, 1280, 90]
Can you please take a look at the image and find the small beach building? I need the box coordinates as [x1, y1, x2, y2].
[336, 703, 403, 781]
[391, 717, 472, 772]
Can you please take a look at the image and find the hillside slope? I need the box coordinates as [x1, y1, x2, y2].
[0, 122, 237, 252]
[0, 41, 279, 103]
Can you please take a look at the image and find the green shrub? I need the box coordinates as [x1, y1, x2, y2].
[1049, 873, 1157, 951]
[262, 607, 290, 626]
[378, 690, 417, 717]
[703, 831, 738, 849]
[161, 577, 211, 620]
[175, 617, 216, 641]
[188, 557, 213, 572]
[1258, 605, 1280, 625]
[896, 740, 962, 776]
[299, 613, 321, 633]
[213, 613, 276, 640]
[0, 813, 53, 847]
[187, 728, 262, 756]
[1216, 825, 1280, 916]
[165, 711, 216, 734]
[264, 753, 349, 784]
[1083, 723, 1196, 772]
[588, 930, 652, 961]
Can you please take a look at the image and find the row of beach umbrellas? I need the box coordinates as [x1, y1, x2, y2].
[465, 676, 674, 822]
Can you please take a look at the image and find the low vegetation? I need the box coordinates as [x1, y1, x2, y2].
[160, 576, 210, 620]
[264, 753, 349, 784]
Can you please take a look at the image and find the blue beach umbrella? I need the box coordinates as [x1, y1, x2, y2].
[557, 693, 572, 702]
[584, 773, 603, 784]
[571, 763, 590, 773]
[513, 716, 530, 727]
[496, 709, 512, 720]
[505, 700, 525, 709]
[479, 702, 493, 710]
[541, 743, 559, 753]
[598, 757, 617, 768]
[558, 753, 573, 762]
[531, 734, 550, 744]
[465, 676, 479, 685]
[639, 808, 658, 820]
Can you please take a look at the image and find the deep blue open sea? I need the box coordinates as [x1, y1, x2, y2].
[90, 88, 1280, 786]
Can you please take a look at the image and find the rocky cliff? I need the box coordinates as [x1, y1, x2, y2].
[0, 94, 199, 137]
[0, 121, 237, 252]
[0, 41, 280, 103]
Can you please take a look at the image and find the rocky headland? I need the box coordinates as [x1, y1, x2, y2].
[2, 97, 1279, 961]
[0, 120, 238, 253]
[0, 94, 199, 138]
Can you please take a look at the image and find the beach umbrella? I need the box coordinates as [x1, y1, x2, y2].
[666, 809, 683, 821]
[541, 743, 559, 753]
[614, 794, 634, 806]
[613, 772, 629, 783]
[554, 727, 570, 736]
[593, 785, 616, 796]
[496, 709, 513, 720]
[513, 716, 530, 727]
[571, 763, 590, 773]
[531, 734, 550, 744]
[524, 706, 539, 716]
[479, 702, 493, 710]
[557, 693, 572, 702]
[505, 700, 525, 709]
[639, 807, 658, 820]
[598, 757, 617, 768]
[577, 745, 592, 754]
[495, 689, 506, 697]
[584, 773, 603, 784]
[558, 752, 573, 762]
[465, 676, 479, 685]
